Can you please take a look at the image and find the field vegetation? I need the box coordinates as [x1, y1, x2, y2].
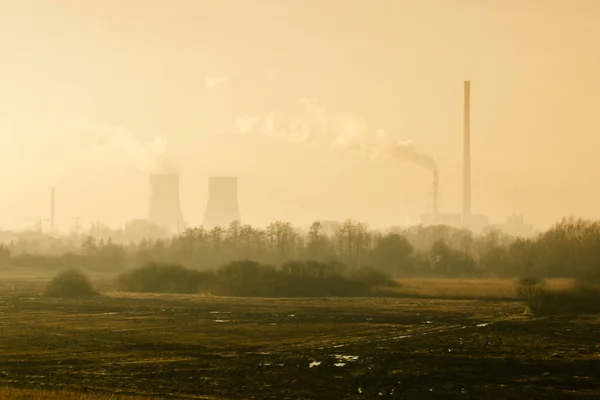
[2, 216, 600, 397]
[3, 217, 600, 285]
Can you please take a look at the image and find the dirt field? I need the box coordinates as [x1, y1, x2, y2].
[1, 270, 600, 399]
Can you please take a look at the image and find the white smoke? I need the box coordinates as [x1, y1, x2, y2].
[227, 97, 436, 170]
[205, 76, 229, 89]
[99, 126, 179, 174]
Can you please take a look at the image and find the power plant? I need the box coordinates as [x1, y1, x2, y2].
[202, 176, 241, 229]
[148, 173, 185, 233]
[421, 80, 490, 232]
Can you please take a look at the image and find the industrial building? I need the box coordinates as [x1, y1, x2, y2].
[148, 173, 186, 234]
[202, 176, 241, 229]
[420, 81, 491, 234]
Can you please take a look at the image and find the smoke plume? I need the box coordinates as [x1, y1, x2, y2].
[229, 97, 436, 170]
[100, 126, 179, 174]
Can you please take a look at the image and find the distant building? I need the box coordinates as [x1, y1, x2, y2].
[421, 212, 463, 229]
[493, 215, 534, 238]
[421, 212, 491, 234]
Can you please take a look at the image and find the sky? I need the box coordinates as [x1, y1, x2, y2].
[1, 0, 599, 231]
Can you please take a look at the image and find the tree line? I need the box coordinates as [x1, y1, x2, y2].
[2, 217, 600, 281]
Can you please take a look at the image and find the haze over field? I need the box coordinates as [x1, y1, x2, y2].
[1, 0, 599, 231]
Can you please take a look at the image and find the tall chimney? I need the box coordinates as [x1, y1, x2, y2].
[50, 187, 56, 230]
[148, 173, 185, 234]
[463, 80, 471, 224]
[203, 176, 241, 229]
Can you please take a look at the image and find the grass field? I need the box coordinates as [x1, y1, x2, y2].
[1, 268, 600, 399]
[380, 277, 575, 300]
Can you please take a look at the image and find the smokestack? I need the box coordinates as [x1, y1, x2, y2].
[148, 173, 185, 234]
[463, 80, 471, 224]
[432, 169, 439, 218]
[50, 187, 55, 230]
[203, 177, 241, 229]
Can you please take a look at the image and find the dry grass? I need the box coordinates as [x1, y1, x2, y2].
[374, 277, 574, 300]
[0, 386, 164, 400]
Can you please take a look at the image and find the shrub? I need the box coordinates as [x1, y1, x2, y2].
[517, 276, 548, 314]
[517, 276, 600, 315]
[116, 262, 213, 294]
[350, 266, 398, 287]
[116, 260, 393, 297]
[44, 269, 98, 298]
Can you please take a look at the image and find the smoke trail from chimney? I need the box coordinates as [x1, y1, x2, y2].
[228, 97, 437, 171]
[99, 126, 178, 174]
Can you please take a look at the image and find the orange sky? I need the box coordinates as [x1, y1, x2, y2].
[1, 0, 599, 231]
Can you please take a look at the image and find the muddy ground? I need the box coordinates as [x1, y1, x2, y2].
[1, 287, 600, 399]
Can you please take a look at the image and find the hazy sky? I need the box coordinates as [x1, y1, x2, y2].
[1, 0, 599, 231]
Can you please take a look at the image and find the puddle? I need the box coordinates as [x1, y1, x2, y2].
[259, 362, 284, 367]
[309, 361, 321, 368]
[334, 362, 346, 367]
[476, 323, 490, 327]
[214, 320, 231, 323]
[334, 355, 359, 362]
[102, 312, 118, 315]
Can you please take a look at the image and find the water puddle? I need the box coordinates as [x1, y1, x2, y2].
[334, 354, 359, 362]
[309, 361, 321, 368]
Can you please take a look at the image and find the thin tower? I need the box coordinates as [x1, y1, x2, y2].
[463, 81, 471, 224]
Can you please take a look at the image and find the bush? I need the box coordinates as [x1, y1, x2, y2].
[350, 266, 398, 287]
[517, 276, 547, 314]
[44, 269, 98, 298]
[116, 260, 394, 297]
[517, 276, 600, 315]
[116, 262, 213, 294]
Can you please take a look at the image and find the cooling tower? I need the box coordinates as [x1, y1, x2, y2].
[148, 173, 185, 233]
[202, 176, 241, 229]
[463, 80, 472, 223]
